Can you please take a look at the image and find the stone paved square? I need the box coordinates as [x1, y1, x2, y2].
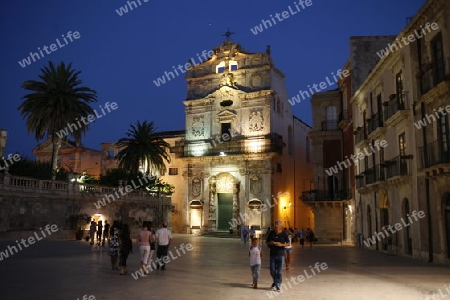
[1, 235, 450, 300]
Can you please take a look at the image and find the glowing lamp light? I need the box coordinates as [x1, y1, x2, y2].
[190, 143, 207, 157]
[246, 138, 265, 153]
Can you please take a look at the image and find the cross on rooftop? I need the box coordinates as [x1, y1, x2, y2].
[222, 28, 235, 41]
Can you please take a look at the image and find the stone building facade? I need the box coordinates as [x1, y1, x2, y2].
[33, 139, 102, 179]
[169, 40, 313, 233]
[351, 0, 450, 263]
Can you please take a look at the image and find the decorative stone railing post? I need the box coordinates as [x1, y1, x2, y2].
[3, 171, 10, 186]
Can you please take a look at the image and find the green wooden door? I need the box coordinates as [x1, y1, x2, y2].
[217, 193, 233, 230]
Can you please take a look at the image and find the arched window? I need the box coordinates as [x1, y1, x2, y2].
[216, 61, 225, 73]
[229, 60, 238, 71]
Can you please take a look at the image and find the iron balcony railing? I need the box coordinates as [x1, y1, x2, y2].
[173, 133, 284, 158]
[368, 111, 384, 135]
[302, 189, 351, 201]
[355, 126, 367, 144]
[383, 92, 410, 122]
[361, 165, 385, 185]
[385, 155, 411, 178]
[355, 174, 365, 189]
[321, 120, 339, 131]
[418, 57, 450, 95]
[419, 140, 450, 169]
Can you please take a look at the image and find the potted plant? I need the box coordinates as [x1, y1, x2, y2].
[69, 214, 91, 240]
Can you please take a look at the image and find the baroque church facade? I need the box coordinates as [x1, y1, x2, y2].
[166, 40, 313, 233]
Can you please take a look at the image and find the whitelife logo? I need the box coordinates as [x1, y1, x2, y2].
[414, 105, 450, 130]
[376, 22, 439, 59]
[93, 174, 156, 209]
[55, 102, 118, 139]
[18, 31, 81, 68]
[131, 243, 193, 279]
[250, 0, 313, 35]
[288, 69, 350, 107]
[152, 50, 214, 87]
[363, 210, 425, 247]
[0, 224, 58, 261]
[115, 0, 149, 16]
[0, 153, 21, 171]
[325, 140, 388, 176]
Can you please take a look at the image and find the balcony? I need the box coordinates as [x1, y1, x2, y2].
[418, 57, 450, 103]
[364, 167, 376, 185]
[355, 126, 368, 148]
[173, 133, 284, 158]
[368, 111, 386, 140]
[385, 155, 411, 179]
[383, 92, 411, 126]
[355, 174, 365, 189]
[419, 140, 450, 170]
[368, 111, 385, 134]
[362, 165, 385, 186]
[302, 189, 351, 201]
[321, 121, 339, 131]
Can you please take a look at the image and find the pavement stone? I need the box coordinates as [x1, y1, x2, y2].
[0, 234, 449, 300]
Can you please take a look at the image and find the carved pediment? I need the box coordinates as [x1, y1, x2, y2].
[216, 109, 237, 122]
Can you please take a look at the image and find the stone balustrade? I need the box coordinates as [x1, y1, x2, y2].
[0, 173, 172, 204]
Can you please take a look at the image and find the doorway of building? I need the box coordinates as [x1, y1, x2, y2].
[217, 193, 233, 230]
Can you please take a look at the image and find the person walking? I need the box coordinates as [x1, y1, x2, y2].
[249, 238, 262, 289]
[149, 227, 156, 265]
[96, 220, 103, 245]
[284, 228, 293, 270]
[299, 228, 305, 249]
[155, 222, 172, 270]
[306, 228, 315, 248]
[266, 220, 289, 292]
[103, 220, 110, 246]
[119, 223, 132, 275]
[249, 226, 256, 241]
[89, 221, 96, 245]
[138, 224, 151, 276]
[243, 225, 249, 244]
[109, 221, 121, 270]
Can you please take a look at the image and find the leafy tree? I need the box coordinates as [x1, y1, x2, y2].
[19, 61, 97, 180]
[116, 121, 170, 175]
[6, 157, 68, 180]
[99, 168, 142, 187]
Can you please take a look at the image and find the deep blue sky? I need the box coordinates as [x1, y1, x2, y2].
[0, 0, 426, 158]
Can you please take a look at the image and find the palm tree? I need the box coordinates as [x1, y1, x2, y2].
[116, 121, 170, 175]
[19, 61, 97, 180]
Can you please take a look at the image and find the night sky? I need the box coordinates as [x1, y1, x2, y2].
[0, 0, 426, 158]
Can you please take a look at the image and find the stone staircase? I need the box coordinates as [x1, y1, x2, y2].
[201, 230, 240, 238]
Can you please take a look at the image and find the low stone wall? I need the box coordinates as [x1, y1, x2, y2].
[0, 174, 173, 235]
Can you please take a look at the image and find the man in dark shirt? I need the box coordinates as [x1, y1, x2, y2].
[266, 220, 289, 292]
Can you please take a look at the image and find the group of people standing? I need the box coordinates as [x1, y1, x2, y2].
[137, 222, 172, 276]
[248, 221, 316, 292]
[105, 220, 172, 276]
[88, 220, 111, 246]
